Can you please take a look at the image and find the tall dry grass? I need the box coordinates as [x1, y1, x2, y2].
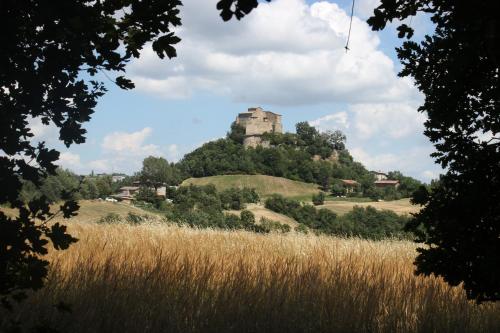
[6, 222, 500, 332]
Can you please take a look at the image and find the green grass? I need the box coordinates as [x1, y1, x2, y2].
[182, 175, 323, 201]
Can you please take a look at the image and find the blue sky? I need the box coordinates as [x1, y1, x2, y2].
[35, 0, 442, 181]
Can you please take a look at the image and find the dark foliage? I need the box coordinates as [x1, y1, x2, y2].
[368, 0, 500, 301]
[0, 0, 183, 312]
[312, 192, 325, 206]
[140, 156, 182, 189]
[161, 185, 263, 232]
[264, 194, 410, 239]
[178, 123, 371, 186]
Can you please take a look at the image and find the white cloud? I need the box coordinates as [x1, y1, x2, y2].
[350, 103, 426, 140]
[87, 159, 110, 174]
[349, 146, 441, 181]
[28, 116, 58, 144]
[165, 144, 181, 162]
[309, 102, 425, 140]
[57, 152, 81, 169]
[77, 127, 164, 174]
[128, 0, 420, 105]
[102, 127, 160, 156]
[309, 112, 349, 131]
[355, 0, 380, 19]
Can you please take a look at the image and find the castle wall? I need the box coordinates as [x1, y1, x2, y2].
[236, 107, 283, 148]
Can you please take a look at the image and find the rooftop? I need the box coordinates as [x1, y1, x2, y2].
[374, 180, 399, 184]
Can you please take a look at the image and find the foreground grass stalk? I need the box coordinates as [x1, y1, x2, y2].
[6, 222, 500, 332]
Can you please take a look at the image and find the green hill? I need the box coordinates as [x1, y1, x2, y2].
[181, 175, 322, 201]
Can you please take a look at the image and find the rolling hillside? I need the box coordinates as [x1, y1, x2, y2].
[226, 203, 299, 227]
[0, 200, 161, 223]
[182, 175, 322, 200]
[319, 198, 420, 216]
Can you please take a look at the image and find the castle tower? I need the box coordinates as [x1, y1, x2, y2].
[235, 107, 283, 148]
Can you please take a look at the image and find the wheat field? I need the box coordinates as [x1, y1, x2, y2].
[7, 222, 500, 333]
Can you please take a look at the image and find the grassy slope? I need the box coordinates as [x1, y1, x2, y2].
[226, 203, 299, 227]
[182, 174, 321, 201]
[319, 198, 420, 216]
[0, 200, 160, 223]
[182, 175, 419, 216]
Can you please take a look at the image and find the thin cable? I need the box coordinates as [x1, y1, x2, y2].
[345, 0, 356, 52]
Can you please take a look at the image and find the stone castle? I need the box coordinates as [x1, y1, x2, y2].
[235, 107, 283, 148]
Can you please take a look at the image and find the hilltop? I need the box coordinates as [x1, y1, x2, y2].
[182, 174, 321, 201]
[177, 118, 424, 201]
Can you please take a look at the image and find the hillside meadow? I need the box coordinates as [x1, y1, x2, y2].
[4, 219, 500, 333]
[319, 198, 420, 216]
[182, 174, 321, 201]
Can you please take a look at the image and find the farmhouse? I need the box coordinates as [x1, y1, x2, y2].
[374, 180, 400, 188]
[236, 107, 283, 148]
[113, 186, 139, 204]
[341, 179, 359, 193]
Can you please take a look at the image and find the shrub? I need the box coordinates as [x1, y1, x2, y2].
[294, 224, 309, 234]
[337, 206, 411, 240]
[312, 192, 325, 205]
[97, 213, 121, 224]
[264, 194, 300, 214]
[126, 212, 144, 225]
[259, 217, 291, 233]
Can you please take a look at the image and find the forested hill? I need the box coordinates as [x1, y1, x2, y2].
[177, 122, 422, 199]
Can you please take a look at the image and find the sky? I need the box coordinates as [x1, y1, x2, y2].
[34, 0, 443, 182]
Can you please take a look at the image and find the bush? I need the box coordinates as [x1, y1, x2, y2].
[312, 192, 325, 205]
[259, 217, 291, 233]
[97, 213, 121, 224]
[126, 212, 145, 224]
[265, 195, 337, 234]
[265, 195, 411, 239]
[264, 194, 300, 214]
[294, 224, 309, 234]
[336, 206, 411, 240]
[220, 187, 260, 210]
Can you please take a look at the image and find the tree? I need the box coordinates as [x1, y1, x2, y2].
[95, 175, 113, 198]
[322, 130, 346, 151]
[227, 122, 246, 144]
[1, 0, 182, 310]
[295, 122, 317, 147]
[312, 192, 325, 206]
[367, 0, 500, 302]
[140, 156, 179, 190]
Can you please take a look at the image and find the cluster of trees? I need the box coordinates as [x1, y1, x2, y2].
[158, 185, 290, 233]
[264, 194, 410, 239]
[18, 169, 135, 203]
[133, 184, 292, 233]
[178, 121, 421, 200]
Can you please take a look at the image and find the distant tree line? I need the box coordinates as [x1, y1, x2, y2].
[136, 184, 290, 233]
[264, 194, 411, 240]
[18, 169, 136, 203]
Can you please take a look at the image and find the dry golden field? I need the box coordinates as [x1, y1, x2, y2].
[319, 198, 420, 216]
[6, 221, 500, 333]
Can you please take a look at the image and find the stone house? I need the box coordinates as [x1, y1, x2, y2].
[236, 107, 283, 148]
[374, 180, 400, 189]
[341, 179, 359, 194]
